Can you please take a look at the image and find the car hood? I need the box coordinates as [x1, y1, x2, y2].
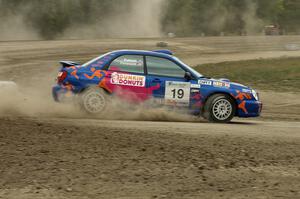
[229, 81, 250, 89]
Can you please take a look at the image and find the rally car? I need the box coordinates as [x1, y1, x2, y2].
[52, 49, 262, 123]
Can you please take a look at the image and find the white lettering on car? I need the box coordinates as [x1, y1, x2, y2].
[111, 72, 145, 87]
[198, 80, 212, 85]
[213, 81, 230, 88]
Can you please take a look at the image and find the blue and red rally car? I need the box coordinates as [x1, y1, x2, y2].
[52, 50, 262, 122]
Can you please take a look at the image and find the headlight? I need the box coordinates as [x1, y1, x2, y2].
[251, 89, 259, 101]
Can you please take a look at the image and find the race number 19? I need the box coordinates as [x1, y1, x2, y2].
[171, 88, 184, 99]
[165, 81, 190, 106]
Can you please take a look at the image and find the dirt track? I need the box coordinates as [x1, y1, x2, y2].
[0, 36, 300, 198]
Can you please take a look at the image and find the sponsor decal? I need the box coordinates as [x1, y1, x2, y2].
[111, 72, 145, 87]
[191, 84, 201, 89]
[198, 80, 212, 86]
[191, 89, 200, 93]
[165, 81, 191, 106]
[115, 58, 143, 66]
[213, 81, 230, 88]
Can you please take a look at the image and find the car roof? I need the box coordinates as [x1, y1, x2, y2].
[110, 49, 174, 59]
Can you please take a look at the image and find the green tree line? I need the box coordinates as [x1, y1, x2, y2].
[0, 0, 130, 39]
[163, 0, 300, 36]
[0, 0, 299, 39]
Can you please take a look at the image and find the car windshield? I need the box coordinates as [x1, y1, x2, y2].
[81, 53, 109, 67]
[173, 57, 203, 78]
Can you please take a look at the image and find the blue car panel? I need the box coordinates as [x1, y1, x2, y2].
[52, 49, 262, 119]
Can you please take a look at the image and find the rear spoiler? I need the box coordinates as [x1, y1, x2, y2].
[152, 49, 173, 55]
[59, 61, 81, 68]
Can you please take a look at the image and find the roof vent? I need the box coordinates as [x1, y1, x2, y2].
[152, 49, 173, 55]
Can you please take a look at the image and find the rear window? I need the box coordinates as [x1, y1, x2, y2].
[109, 55, 144, 74]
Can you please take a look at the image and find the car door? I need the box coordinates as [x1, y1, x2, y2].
[145, 56, 199, 108]
[106, 54, 148, 102]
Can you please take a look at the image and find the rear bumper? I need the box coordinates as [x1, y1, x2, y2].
[52, 85, 61, 102]
[52, 84, 75, 102]
[237, 100, 262, 118]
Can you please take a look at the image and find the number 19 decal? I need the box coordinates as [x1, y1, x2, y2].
[171, 88, 184, 99]
[165, 81, 190, 106]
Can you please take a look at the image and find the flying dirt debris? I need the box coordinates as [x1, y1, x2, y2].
[0, 81, 18, 93]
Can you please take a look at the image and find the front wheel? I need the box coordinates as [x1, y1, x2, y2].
[203, 94, 236, 123]
[78, 87, 108, 114]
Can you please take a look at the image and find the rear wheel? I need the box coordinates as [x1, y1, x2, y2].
[203, 94, 236, 123]
[78, 87, 108, 114]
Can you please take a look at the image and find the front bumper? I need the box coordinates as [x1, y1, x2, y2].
[237, 100, 262, 118]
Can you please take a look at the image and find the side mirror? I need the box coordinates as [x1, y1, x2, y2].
[184, 72, 193, 80]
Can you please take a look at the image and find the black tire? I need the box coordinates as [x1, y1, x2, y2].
[78, 87, 108, 114]
[203, 94, 236, 123]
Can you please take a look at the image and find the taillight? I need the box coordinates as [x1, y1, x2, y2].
[57, 71, 67, 83]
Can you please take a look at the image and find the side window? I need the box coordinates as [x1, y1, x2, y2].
[146, 56, 186, 78]
[109, 55, 144, 74]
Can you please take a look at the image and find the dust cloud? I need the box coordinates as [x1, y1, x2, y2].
[0, 0, 166, 40]
[0, 85, 196, 122]
[0, 0, 268, 40]
[0, 14, 40, 41]
[242, 1, 264, 35]
[0, 86, 78, 118]
[61, 0, 165, 39]
[103, 96, 196, 122]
